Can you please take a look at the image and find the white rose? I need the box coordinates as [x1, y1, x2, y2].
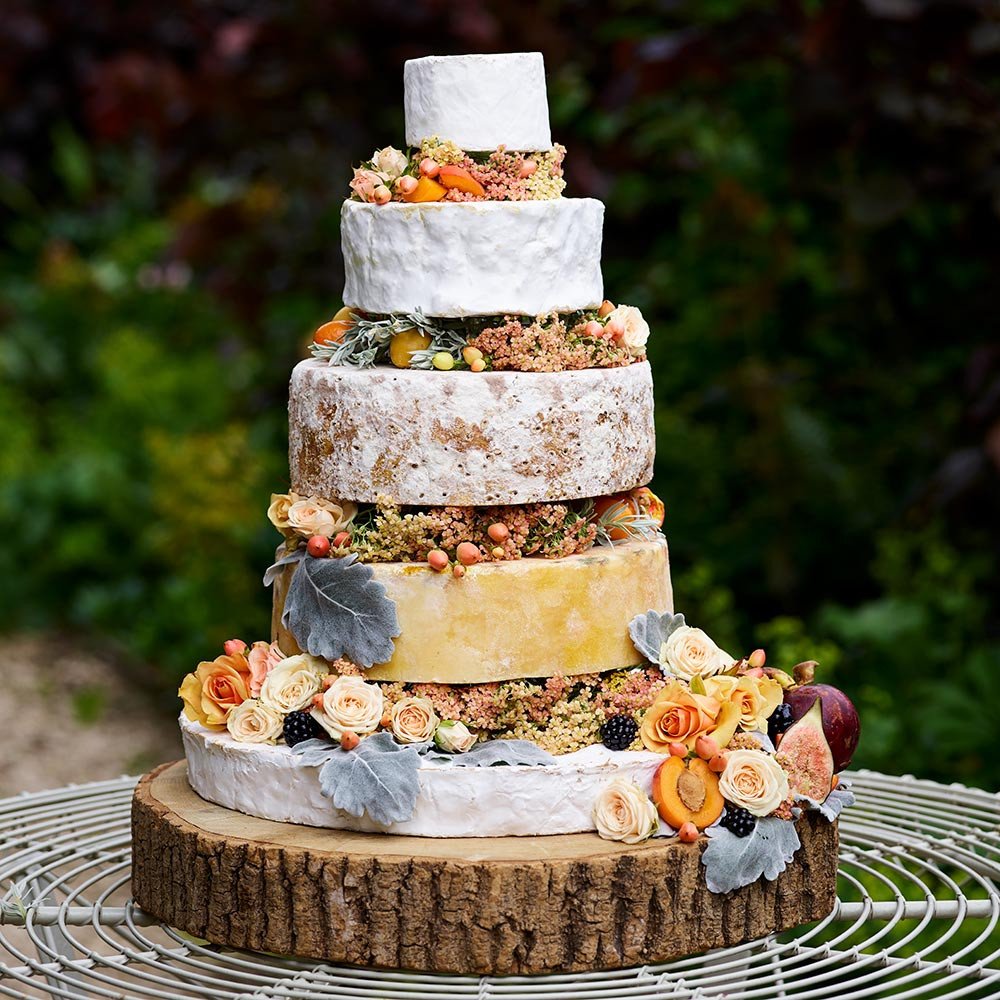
[258, 654, 326, 714]
[287, 497, 356, 539]
[312, 675, 384, 738]
[608, 304, 649, 358]
[659, 626, 735, 681]
[719, 749, 790, 817]
[592, 778, 659, 844]
[390, 696, 438, 744]
[227, 699, 284, 744]
[433, 719, 477, 753]
[372, 146, 408, 181]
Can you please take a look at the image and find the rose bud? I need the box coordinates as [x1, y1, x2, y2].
[584, 320, 604, 338]
[372, 185, 392, 205]
[668, 742, 689, 757]
[695, 735, 720, 761]
[433, 719, 478, 753]
[223, 639, 247, 657]
[419, 157, 440, 178]
[427, 549, 449, 572]
[748, 648, 766, 669]
[598, 300, 615, 318]
[395, 175, 418, 196]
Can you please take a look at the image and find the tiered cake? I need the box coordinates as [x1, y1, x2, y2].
[132, 52, 859, 975]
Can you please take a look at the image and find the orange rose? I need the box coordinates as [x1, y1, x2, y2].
[640, 680, 740, 753]
[179, 654, 252, 730]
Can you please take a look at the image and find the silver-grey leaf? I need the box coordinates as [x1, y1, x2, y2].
[421, 739, 555, 767]
[702, 816, 801, 894]
[628, 610, 686, 664]
[796, 783, 856, 822]
[281, 554, 400, 668]
[263, 544, 306, 588]
[311, 731, 422, 826]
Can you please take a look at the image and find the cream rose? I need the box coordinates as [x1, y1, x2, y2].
[719, 749, 790, 817]
[372, 146, 408, 181]
[227, 699, 284, 744]
[312, 675, 384, 739]
[592, 778, 659, 844]
[266, 492, 300, 535]
[390, 696, 438, 744]
[660, 626, 735, 681]
[433, 719, 477, 753]
[287, 496, 356, 539]
[705, 675, 783, 732]
[608, 304, 650, 358]
[258, 654, 326, 714]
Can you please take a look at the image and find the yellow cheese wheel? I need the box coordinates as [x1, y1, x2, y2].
[271, 539, 672, 684]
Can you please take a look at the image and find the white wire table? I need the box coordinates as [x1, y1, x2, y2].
[0, 770, 997, 999]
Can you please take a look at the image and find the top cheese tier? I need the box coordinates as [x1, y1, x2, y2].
[404, 53, 552, 151]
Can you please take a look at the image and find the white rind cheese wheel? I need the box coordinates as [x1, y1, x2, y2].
[181, 716, 665, 837]
[288, 360, 655, 506]
[404, 52, 552, 151]
[340, 199, 604, 318]
[271, 539, 672, 684]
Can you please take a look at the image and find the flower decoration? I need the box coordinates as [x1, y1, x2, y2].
[312, 675, 384, 739]
[258, 654, 327, 714]
[390, 696, 438, 744]
[227, 699, 284, 744]
[705, 674, 783, 732]
[433, 719, 477, 753]
[718, 749, 790, 817]
[659, 626, 735, 681]
[592, 778, 659, 844]
[179, 654, 252, 730]
[247, 640, 286, 698]
[640, 680, 741, 753]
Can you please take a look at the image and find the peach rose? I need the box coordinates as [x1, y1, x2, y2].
[659, 626, 735, 681]
[312, 675, 384, 739]
[258, 654, 326, 714]
[349, 167, 382, 202]
[607, 304, 650, 358]
[179, 654, 252, 730]
[287, 496, 357, 539]
[267, 492, 300, 536]
[705, 674, 784, 733]
[593, 778, 659, 844]
[390, 697, 438, 744]
[227, 699, 283, 744]
[640, 680, 740, 753]
[719, 749, 789, 817]
[247, 640, 286, 698]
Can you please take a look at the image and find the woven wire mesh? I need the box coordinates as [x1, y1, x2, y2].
[0, 770, 997, 999]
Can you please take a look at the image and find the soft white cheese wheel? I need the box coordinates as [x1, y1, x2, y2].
[288, 360, 655, 506]
[404, 52, 552, 151]
[341, 199, 604, 317]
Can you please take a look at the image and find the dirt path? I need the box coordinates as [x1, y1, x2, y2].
[0, 634, 181, 797]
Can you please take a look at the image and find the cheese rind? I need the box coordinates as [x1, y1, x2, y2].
[404, 53, 552, 151]
[340, 199, 604, 317]
[289, 360, 655, 506]
[272, 539, 672, 683]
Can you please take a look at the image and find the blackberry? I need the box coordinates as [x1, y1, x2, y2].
[282, 710, 324, 747]
[600, 714, 639, 751]
[721, 806, 756, 838]
[767, 703, 795, 743]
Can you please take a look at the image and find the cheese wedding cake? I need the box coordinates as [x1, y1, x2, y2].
[152, 51, 860, 969]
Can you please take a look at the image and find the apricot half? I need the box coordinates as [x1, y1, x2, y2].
[652, 756, 724, 831]
[438, 165, 486, 196]
[402, 176, 447, 203]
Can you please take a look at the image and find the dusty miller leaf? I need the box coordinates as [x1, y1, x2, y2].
[263, 545, 306, 588]
[293, 732, 421, 826]
[281, 554, 400, 668]
[421, 740, 555, 767]
[796, 782, 856, 822]
[702, 816, 801, 894]
[628, 610, 686, 664]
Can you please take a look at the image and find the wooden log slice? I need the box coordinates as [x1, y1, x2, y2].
[131, 761, 839, 975]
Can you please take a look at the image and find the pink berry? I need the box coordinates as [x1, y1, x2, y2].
[668, 742, 689, 757]
[456, 541, 481, 566]
[396, 175, 418, 195]
[340, 730, 360, 751]
[372, 185, 391, 205]
[419, 157, 440, 178]
[708, 754, 728, 773]
[428, 549, 449, 572]
[452, 563, 466, 579]
[491, 546, 505, 559]
[519, 159, 537, 178]
[223, 639, 247, 657]
[333, 531, 351, 548]
[312, 693, 325, 708]
[307, 535, 331, 558]
[584, 320, 604, 338]
[487, 522, 509, 543]
[678, 821, 699, 844]
[695, 735, 720, 761]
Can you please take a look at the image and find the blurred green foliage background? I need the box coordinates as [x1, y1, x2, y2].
[1, 1, 997, 788]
